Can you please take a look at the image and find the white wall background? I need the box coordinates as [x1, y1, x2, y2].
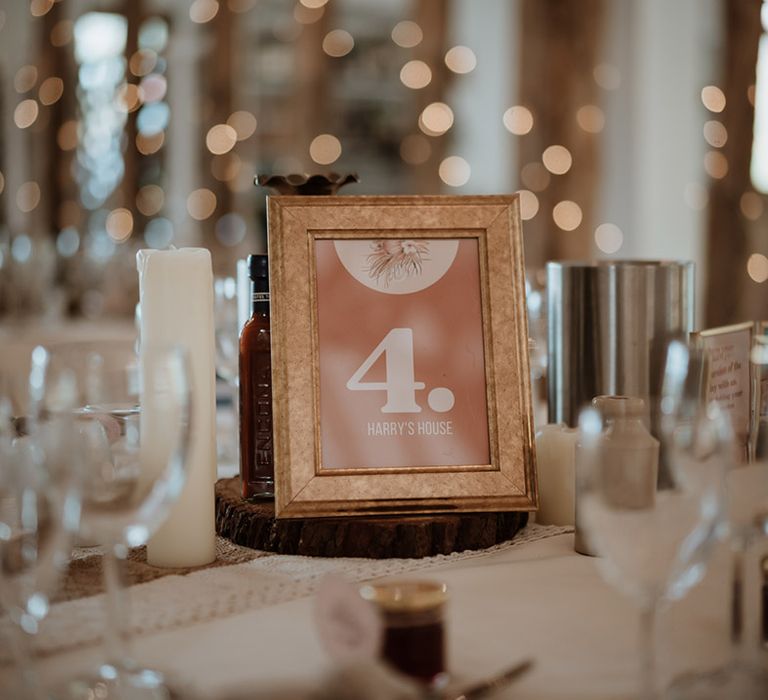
[445, 0, 722, 324]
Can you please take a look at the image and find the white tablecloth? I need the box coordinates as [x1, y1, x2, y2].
[2, 529, 762, 699]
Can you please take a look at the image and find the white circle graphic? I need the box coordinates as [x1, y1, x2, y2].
[427, 387, 455, 413]
[334, 239, 459, 295]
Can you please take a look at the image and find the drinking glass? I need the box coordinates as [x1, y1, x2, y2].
[214, 275, 240, 470]
[668, 337, 768, 699]
[0, 347, 82, 700]
[578, 341, 731, 700]
[42, 340, 190, 700]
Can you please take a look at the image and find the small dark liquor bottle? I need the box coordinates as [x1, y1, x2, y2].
[239, 255, 274, 499]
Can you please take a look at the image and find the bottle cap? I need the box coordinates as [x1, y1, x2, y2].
[248, 254, 268, 281]
[592, 395, 646, 419]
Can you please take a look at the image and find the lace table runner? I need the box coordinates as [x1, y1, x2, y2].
[1, 524, 572, 661]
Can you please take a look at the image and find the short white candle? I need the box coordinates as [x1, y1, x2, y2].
[137, 248, 217, 568]
[535, 424, 578, 526]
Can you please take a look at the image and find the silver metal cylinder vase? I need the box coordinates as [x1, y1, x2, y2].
[546, 260, 695, 436]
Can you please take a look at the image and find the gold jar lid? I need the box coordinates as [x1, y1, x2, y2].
[359, 580, 448, 613]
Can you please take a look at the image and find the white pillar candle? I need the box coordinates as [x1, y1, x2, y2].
[535, 424, 578, 526]
[137, 248, 217, 567]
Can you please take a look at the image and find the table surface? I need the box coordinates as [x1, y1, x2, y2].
[2, 526, 763, 700]
[0, 322, 764, 698]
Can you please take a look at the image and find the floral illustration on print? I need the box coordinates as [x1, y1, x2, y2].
[365, 239, 430, 286]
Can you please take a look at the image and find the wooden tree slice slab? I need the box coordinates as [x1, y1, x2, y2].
[215, 477, 529, 559]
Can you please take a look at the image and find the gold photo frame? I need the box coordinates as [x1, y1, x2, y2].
[267, 194, 537, 518]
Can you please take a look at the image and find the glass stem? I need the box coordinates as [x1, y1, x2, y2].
[639, 601, 658, 700]
[6, 620, 46, 700]
[730, 544, 745, 659]
[731, 537, 764, 668]
[102, 542, 133, 670]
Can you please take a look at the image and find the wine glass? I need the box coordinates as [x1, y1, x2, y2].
[42, 340, 191, 700]
[0, 347, 82, 700]
[214, 275, 240, 472]
[667, 336, 768, 699]
[578, 341, 731, 700]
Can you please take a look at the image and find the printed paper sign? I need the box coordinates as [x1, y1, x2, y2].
[314, 237, 491, 469]
[701, 328, 751, 442]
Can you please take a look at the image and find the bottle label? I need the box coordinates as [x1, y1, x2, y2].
[253, 292, 270, 303]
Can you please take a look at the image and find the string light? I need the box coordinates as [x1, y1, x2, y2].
[701, 85, 726, 113]
[445, 46, 476, 74]
[14, 100, 39, 129]
[323, 30, 354, 58]
[227, 158, 255, 192]
[518, 190, 539, 220]
[51, 19, 74, 47]
[16, 182, 41, 213]
[576, 105, 605, 133]
[309, 134, 342, 165]
[56, 228, 80, 258]
[39, 77, 64, 106]
[419, 102, 453, 136]
[57, 120, 78, 150]
[542, 145, 572, 175]
[740, 192, 764, 220]
[593, 63, 621, 90]
[227, 111, 257, 140]
[190, 0, 219, 23]
[552, 201, 582, 231]
[130, 49, 158, 77]
[400, 60, 431, 90]
[14, 65, 38, 93]
[594, 223, 623, 254]
[136, 131, 164, 155]
[30, 0, 55, 18]
[215, 213, 247, 246]
[206, 124, 237, 155]
[704, 151, 728, 179]
[439, 156, 470, 187]
[136, 184, 165, 216]
[391, 21, 422, 48]
[520, 162, 550, 192]
[211, 153, 241, 181]
[187, 188, 217, 220]
[106, 208, 134, 242]
[294, 3, 324, 24]
[502, 106, 533, 135]
[11, 235, 33, 263]
[117, 84, 141, 113]
[138, 74, 167, 103]
[747, 253, 768, 283]
[145, 218, 175, 249]
[703, 120, 727, 148]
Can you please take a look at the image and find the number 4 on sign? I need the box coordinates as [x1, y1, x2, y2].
[346, 328, 455, 414]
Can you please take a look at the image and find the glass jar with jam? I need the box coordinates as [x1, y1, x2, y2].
[359, 580, 449, 688]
